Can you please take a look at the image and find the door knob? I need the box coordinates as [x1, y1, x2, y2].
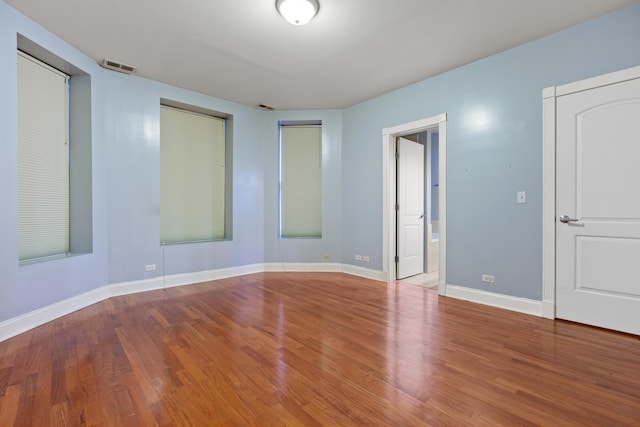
[559, 215, 579, 223]
[419, 213, 424, 219]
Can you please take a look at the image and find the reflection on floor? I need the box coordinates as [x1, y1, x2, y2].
[398, 271, 438, 289]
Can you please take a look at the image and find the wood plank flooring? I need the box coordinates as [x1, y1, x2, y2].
[0, 272, 639, 426]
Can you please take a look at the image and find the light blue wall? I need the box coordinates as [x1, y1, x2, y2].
[2, 1, 640, 325]
[104, 73, 265, 283]
[262, 110, 343, 264]
[0, 0, 267, 322]
[341, 4, 640, 300]
[0, 1, 108, 321]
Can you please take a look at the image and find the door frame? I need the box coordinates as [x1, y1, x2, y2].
[382, 114, 447, 294]
[541, 64, 640, 320]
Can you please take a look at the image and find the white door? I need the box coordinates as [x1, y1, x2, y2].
[397, 137, 424, 279]
[556, 75, 640, 335]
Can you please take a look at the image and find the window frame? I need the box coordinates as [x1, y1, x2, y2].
[16, 36, 94, 265]
[159, 100, 233, 245]
[278, 120, 323, 239]
[17, 50, 70, 261]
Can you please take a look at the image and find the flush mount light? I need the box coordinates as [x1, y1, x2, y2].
[276, 0, 319, 25]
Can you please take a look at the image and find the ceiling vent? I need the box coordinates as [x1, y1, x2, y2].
[100, 58, 136, 74]
[257, 104, 275, 111]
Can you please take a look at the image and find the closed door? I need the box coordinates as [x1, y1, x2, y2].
[556, 76, 640, 335]
[397, 137, 424, 279]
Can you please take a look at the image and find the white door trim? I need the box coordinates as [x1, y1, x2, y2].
[382, 114, 447, 294]
[541, 64, 640, 320]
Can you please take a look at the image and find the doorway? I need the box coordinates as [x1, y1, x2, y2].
[382, 114, 447, 295]
[397, 131, 439, 288]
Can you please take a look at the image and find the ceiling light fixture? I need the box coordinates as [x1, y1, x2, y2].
[276, 0, 319, 26]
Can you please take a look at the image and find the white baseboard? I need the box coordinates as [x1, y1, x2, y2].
[0, 286, 109, 342]
[263, 262, 343, 272]
[444, 284, 543, 317]
[341, 264, 387, 282]
[0, 263, 377, 342]
[263, 262, 386, 282]
[109, 277, 165, 297]
[0, 265, 549, 343]
[163, 263, 265, 288]
[109, 264, 265, 296]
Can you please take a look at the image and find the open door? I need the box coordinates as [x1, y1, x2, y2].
[396, 137, 424, 279]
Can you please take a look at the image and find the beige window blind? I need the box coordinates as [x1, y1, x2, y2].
[160, 105, 226, 244]
[280, 125, 322, 238]
[17, 51, 70, 261]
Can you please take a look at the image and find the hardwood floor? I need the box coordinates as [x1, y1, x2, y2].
[0, 272, 639, 426]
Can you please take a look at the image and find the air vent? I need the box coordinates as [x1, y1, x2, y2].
[100, 58, 137, 74]
[257, 104, 275, 111]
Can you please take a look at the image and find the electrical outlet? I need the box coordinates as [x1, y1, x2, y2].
[482, 274, 494, 283]
[323, 254, 331, 261]
[517, 191, 526, 204]
[355, 254, 362, 260]
[145, 264, 156, 272]
[362, 255, 370, 262]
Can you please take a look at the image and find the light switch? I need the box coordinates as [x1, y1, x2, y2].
[517, 191, 526, 204]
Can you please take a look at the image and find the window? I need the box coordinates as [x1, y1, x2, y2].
[160, 104, 228, 244]
[279, 122, 322, 238]
[16, 36, 94, 264]
[17, 50, 70, 261]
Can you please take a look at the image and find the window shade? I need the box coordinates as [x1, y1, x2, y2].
[160, 105, 226, 244]
[280, 125, 322, 238]
[17, 51, 70, 261]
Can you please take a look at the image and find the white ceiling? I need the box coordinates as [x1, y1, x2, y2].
[6, 0, 637, 110]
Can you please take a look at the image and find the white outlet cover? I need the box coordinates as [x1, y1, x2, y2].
[517, 191, 526, 204]
[482, 274, 495, 283]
